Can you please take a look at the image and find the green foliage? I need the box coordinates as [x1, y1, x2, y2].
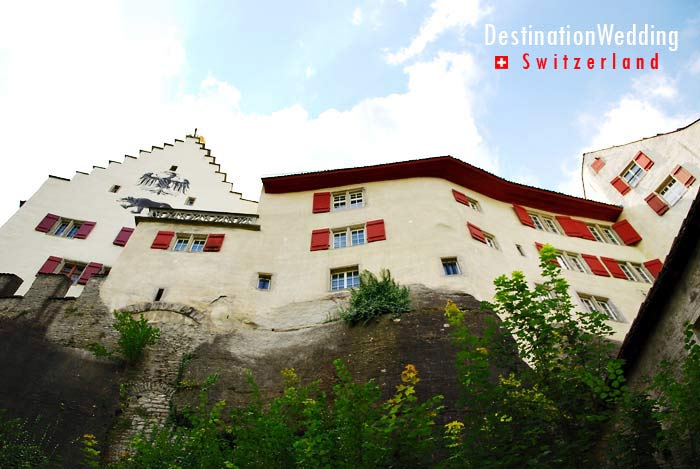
[443, 245, 626, 467]
[89, 312, 160, 364]
[113, 361, 442, 468]
[0, 410, 52, 468]
[340, 269, 411, 325]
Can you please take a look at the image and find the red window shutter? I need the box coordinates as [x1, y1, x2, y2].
[38, 256, 62, 274]
[513, 204, 535, 228]
[610, 177, 631, 195]
[77, 262, 103, 285]
[601, 257, 627, 279]
[581, 254, 610, 277]
[555, 216, 595, 240]
[366, 219, 386, 242]
[204, 234, 225, 252]
[310, 228, 330, 251]
[643, 259, 663, 279]
[35, 213, 59, 232]
[611, 219, 642, 245]
[590, 157, 605, 174]
[467, 222, 486, 243]
[452, 189, 470, 206]
[74, 221, 96, 239]
[113, 227, 134, 246]
[151, 231, 175, 249]
[312, 192, 331, 213]
[633, 151, 654, 171]
[672, 165, 696, 187]
[535, 242, 543, 251]
[644, 193, 669, 216]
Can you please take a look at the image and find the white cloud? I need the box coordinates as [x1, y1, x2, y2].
[689, 55, 700, 75]
[352, 7, 363, 26]
[386, 0, 488, 64]
[0, 3, 495, 224]
[556, 77, 691, 198]
[632, 74, 678, 100]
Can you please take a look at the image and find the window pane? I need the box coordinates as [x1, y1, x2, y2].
[530, 215, 544, 230]
[633, 264, 652, 283]
[349, 191, 363, 207]
[55, 223, 69, 236]
[331, 273, 343, 291]
[333, 194, 346, 209]
[543, 218, 559, 234]
[602, 228, 620, 245]
[588, 226, 603, 242]
[347, 271, 360, 288]
[333, 232, 347, 249]
[619, 264, 635, 281]
[351, 229, 365, 245]
[66, 225, 80, 238]
[556, 255, 571, 270]
[660, 178, 685, 206]
[622, 162, 644, 187]
[442, 260, 459, 275]
[191, 240, 205, 252]
[174, 239, 189, 251]
[258, 276, 271, 289]
[598, 300, 619, 321]
[568, 256, 585, 273]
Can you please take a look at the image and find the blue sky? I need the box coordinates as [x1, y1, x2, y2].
[0, 0, 699, 223]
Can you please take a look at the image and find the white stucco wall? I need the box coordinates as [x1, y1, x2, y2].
[0, 136, 257, 294]
[582, 119, 700, 261]
[101, 177, 651, 341]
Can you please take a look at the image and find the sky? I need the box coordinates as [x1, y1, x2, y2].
[0, 0, 699, 224]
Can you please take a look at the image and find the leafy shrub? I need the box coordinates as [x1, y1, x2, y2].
[114, 311, 160, 364]
[0, 410, 52, 468]
[340, 269, 410, 325]
[88, 311, 160, 364]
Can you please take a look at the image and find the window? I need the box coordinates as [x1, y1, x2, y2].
[442, 258, 460, 276]
[453, 190, 480, 211]
[66, 224, 81, 239]
[185, 197, 196, 206]
[629, 263, 653, 283]
[555, 253, 571, 270]
[109, 185, 121, 193]
[542, 217, 560, 234]
[658, 177, 686, 206]
[257, 274, 272, 290]
[331, 267, 360, 291]
[59, 262, 86, 284]
[578, 294, 621, 321]
[171, 234, 215, 252]
[174, 238, 189, 251]
[620, 161, 645, 187]
[565, 253, 587, 273]
[191, 238, 206, 252]
[516, 244, 525, 256]
[154, 288, 165, 301]
[54, 221, 69, 237]
[170, 165, 178, 171]
[530, 214, 545, 231]
[586, 224, 620, 245]
[332, 226, 365, 249]
[47, 218, 91, 239]
[618, 263, 636, 281]
[332, 189, 364, 211]
[484, 233, 498, 249]
[468, 199, 480, 211]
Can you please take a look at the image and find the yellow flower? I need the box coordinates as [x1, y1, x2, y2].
[401, 364, 420, 384]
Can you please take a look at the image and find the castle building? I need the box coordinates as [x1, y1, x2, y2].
[1, 120, 698, 342]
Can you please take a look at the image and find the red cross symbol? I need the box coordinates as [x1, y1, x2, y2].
[495, 56, 509, 70]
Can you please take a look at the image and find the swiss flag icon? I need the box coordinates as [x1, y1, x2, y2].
[495, 56, 509, 70]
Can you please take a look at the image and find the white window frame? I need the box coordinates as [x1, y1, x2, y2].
[565, 253, 587, 273]
[620, 161, 645, 188]
[442, 257, 461, 276]
[630, 263, 653, 283]
[618, 263, 636, 281]
[578, 294, 621, 321]
[601, 227, 620, 245]
[330, 266, 360, 291]
[172, 233, 208, 253]
[332, 189, 365, 211]
[484, 233, 498, 250]
[588, 225, 604, 243]
[556, 253, 572, 270]
[542, 217, 560, 234]
[658, 177, 686, 207]
[332, 225, 366, 249]
[530, 214, 545, 231]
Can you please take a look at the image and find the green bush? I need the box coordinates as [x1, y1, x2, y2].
[113, 311, 161, 364]
[89, 311, 160, 364]
[0, 410, 52, 468]
[340, 269, 410, 325]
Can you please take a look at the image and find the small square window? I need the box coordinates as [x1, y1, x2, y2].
[170, 165, 178, 171]
[154, 288, 165, 301]
[185, 197, 196, 206]
[442, 258, 460, 276]
[484, 234, 498, 249]
[516, 244, 525, 256]
[257, 274, 272, 290]
[332, 189, 364, 211]
[109, 185, 121, 193]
